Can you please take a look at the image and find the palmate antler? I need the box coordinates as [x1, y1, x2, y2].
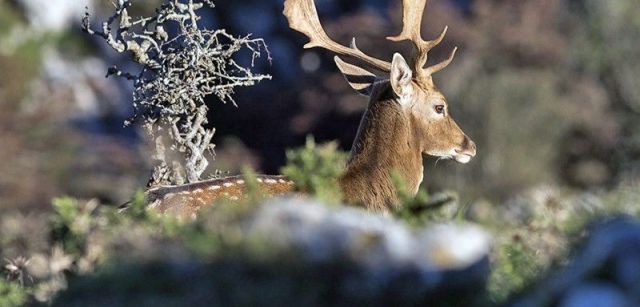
[283, 0, 456, 83]
[283, 0, 392, 73]
[387, 0, 457, 83]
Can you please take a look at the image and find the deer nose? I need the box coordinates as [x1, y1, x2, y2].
[459, 136, 476, 156]
[468, 140, 477, 156]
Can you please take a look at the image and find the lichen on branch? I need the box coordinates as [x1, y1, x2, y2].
[83, 0, 271, 186]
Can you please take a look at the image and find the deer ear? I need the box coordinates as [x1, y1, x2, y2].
[334, 56, 377, 96]
[390, 53, 413, 100]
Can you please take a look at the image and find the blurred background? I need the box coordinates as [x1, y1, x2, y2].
[0, 0, 639, 212]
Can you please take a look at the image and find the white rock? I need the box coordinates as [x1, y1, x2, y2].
[249, 198, 490, 271]
[415, 223, 491, 269]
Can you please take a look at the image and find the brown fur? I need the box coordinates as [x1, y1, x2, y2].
[339, 80, 474, 212]
[340, 82, 420, 211]
[143, 175, 294, 219]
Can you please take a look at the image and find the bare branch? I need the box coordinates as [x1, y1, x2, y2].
[85, 0, 271, 185]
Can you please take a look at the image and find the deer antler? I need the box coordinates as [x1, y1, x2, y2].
[283, 0, 392, 73]
[387, 0, 457, 83]
[284, 0, 456, 82]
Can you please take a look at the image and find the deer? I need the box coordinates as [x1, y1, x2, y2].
[140, 0, 476, 219]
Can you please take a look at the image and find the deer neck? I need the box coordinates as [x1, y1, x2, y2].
[340, 82, 424, 212]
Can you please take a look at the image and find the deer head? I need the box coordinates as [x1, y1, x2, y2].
[285, 0, 476, 211]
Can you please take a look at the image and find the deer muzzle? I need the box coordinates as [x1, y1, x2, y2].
[454, 136, 476, 164]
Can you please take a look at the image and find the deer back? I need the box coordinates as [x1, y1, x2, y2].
[141, 175, 295, 219]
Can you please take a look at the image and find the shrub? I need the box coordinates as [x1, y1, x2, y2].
[280, 136, 347, 204]
[0, 280, 27, 307]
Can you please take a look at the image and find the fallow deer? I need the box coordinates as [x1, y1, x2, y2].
[142, 0, 476, 218]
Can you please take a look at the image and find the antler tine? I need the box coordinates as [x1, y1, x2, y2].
[284, 0, 391, 73]
[423, 46, 457, 76]
[386, 0, 429, 44]
[387, 0, 456, 82]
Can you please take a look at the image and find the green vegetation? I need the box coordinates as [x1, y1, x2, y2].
[0, 280, 28, 307]
[2, 140, 638, 305]
[0, 0, 639, 305]
[0, 2, 24, 36]
[392, 172, 463, 226]
[281, 136, 347, 204]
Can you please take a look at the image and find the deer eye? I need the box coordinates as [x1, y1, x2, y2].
[434, 105, 445, 115]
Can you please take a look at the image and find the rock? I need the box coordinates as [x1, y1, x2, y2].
[510, 217, 640, 307]
[416, 223, 490, 269]
[246, 198, 492, 304]
[250, 198, 491, 271]
[559, 282, 632, 307]
[53, 199, 493, 306]
[613, 250, 640, 295]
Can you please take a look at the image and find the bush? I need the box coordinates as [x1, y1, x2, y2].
[0, 280, 28, 307]
[280, 136, 347, 204]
